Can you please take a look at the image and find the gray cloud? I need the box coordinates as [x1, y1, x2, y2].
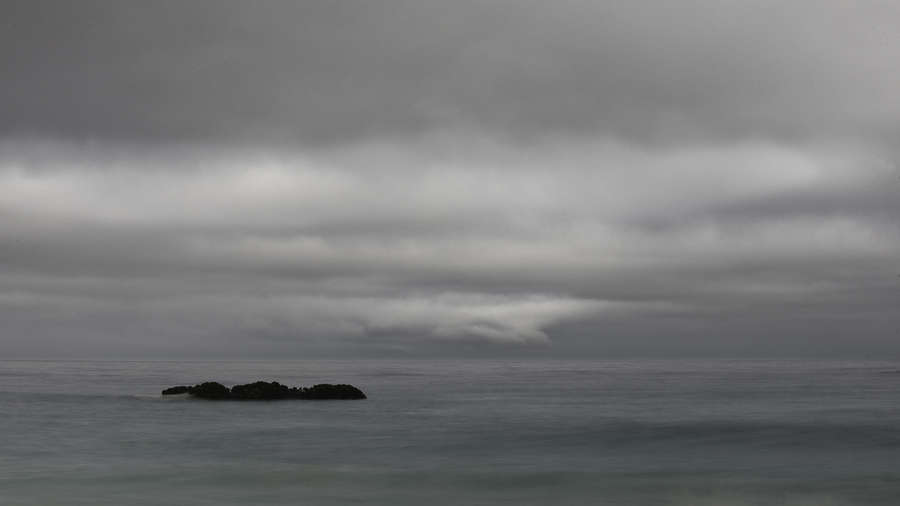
[1, 1, 899, 357]
[1, 137, 897, 357]
[4, 1, 900, 145]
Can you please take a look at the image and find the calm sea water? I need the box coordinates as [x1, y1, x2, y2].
[1, 359, 899, 505]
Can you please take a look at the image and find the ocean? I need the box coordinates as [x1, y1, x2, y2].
[1, 359, 899, 505]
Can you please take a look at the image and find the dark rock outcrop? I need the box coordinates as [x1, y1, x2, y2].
[161, 381, 366, 400]
[190, 381, 232, 400]
[301, 383, 369, 400]
[161, 385, 191, 395]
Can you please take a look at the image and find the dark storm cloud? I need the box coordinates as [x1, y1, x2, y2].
[1, 1, 899, 357]
[4, 1, 900, 145]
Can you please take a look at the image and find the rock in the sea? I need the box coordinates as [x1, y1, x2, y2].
[161, 381, 366, 400]
[231, 381, 293, 400]
[300, 383, 368, 400]
[189, 381, 232, 400]
[161, 385, 191, 395]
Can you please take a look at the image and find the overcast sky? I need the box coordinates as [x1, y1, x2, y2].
[2, 1, 898, 358]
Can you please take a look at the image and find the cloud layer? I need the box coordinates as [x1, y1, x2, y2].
[5, 1, 900, 145]
[1, 1, 899, 356]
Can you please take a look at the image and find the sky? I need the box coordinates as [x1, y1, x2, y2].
[2, 0, 898, 358]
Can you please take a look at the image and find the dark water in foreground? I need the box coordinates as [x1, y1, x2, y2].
[2, 359, 900, 505]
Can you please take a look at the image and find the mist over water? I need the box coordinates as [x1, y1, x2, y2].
[2, 359, 899, 505]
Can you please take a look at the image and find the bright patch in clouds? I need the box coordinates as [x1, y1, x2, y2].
[1, 137, 897, 355]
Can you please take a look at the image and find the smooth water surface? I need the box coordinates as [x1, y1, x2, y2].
[2, 359, 900, 505]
